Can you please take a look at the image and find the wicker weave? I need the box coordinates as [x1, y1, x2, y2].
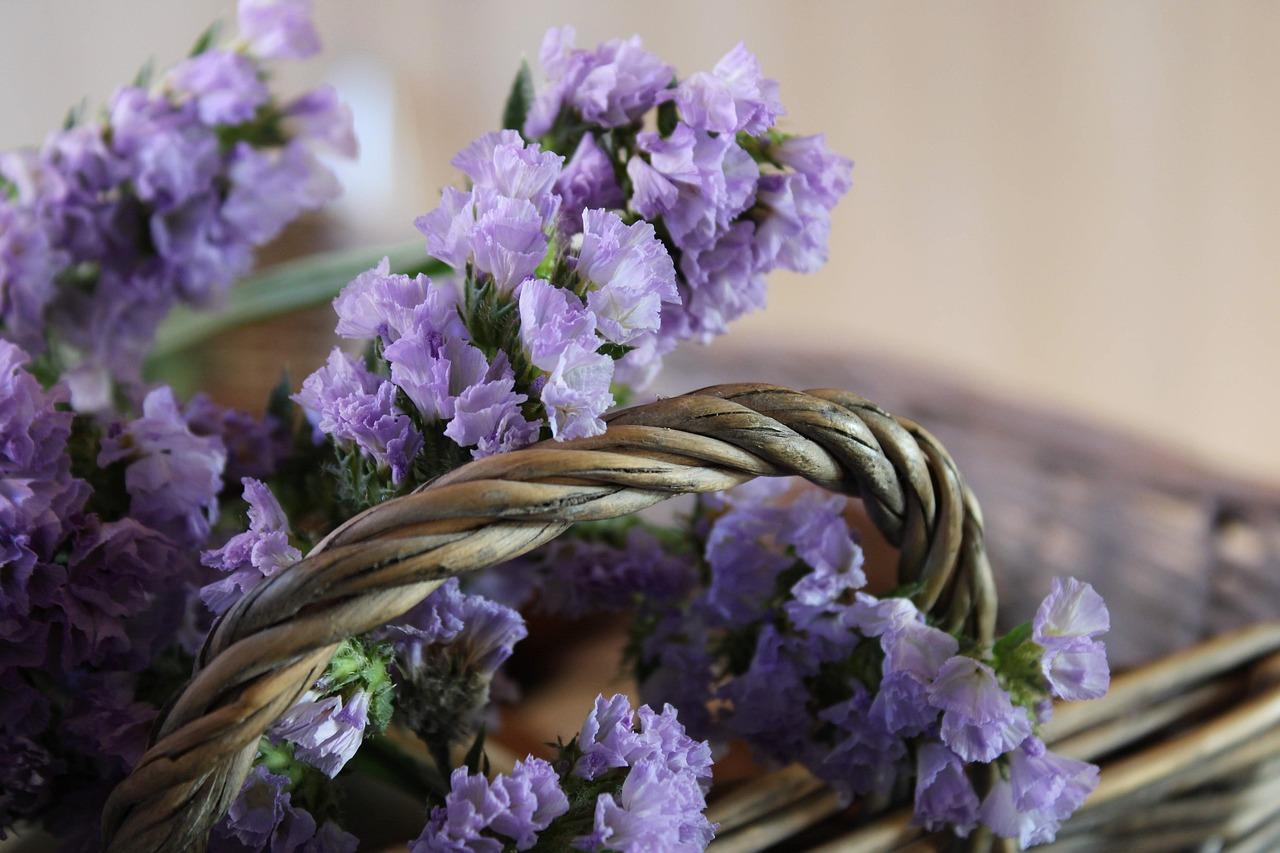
[99, 379, 1280, 852]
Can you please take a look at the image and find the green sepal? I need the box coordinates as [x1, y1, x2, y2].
[657, 98, 679, 137]
[596, 342, 635, 361]
[501, 60, 535, 133]
[189, 20, 223, 57]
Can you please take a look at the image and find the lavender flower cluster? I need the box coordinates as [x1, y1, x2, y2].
[291, 30, 851, 509]
[0, 0, 353, 411]
[411, 693, 715, 852]
[623, 480, 1110, 848]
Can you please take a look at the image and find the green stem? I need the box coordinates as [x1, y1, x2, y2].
[347, 735, 446, 805]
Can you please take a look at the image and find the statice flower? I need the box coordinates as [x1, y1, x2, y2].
[443, 376, 541, 458]
[332, 257, 443, 345]
[815, 685, 906, 802]
[665, 42, 784, 136]
[293, 348, 423, 483]
[209, 765, 357, 853]
[981, 739, 1099, 850]
[383, 579, 527, 752]
[412, 758, 569, 853]
[271, 688, 370, 778]
[524, 27, 673, 137]
[183, 393, 285, 483]
[913, 743, 980, 836]
[237, 0, 322, 60]
[384, 307, 490, 423]
[671, 220, 765, 341]
[98, 386, 227, 548]
[1033, 576, 1111, 701]
[200, 478, 301, 614]
[167, 49, 270, 126]
[282, 85, 359, 158]
[222, 141, 341, 245]
[574, 209, 679, 345]
[0, 201, 60, 351]
[453, 130, 564, 226]
[554, 134, 625, 228]
[928, 656, 1033, 763]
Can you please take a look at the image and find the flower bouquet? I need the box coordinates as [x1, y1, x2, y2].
[10, 3, 1275, 852]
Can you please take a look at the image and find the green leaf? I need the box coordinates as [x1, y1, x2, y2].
[463, 727, 487, 775]
[148, 242, 447, 362]
[501, 60, 535, 133]
[189, 20, 223, 57]
[657, 99, 679, 137]
[62, 98, 87, 131]
[596, 342, 635, 360]
[132, 58, 156, 90]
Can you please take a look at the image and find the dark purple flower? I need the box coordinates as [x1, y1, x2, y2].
[667, 42, 784, 136]
[554, 133, 624, 228]
[167, 50, 269, 127]
[672, 220, 766, 342]
[719, 626, 813, 765]
[913, 742, 979, 836]
[109, 87, 221, 211]
[184, 394, 285, 483]
[62, 674, 156, 773]
[0, 201, 60, 351]
[928, 656, 1032, 763]
[815, 685, 906, 803]
[702, 500, 791, 627]
[209, 764, 356, 853]
[238, 0, 322, 60]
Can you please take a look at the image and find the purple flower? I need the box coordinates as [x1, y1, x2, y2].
[719, 627, 814, 765]
[470, 189, 548, 293]
[200, 478, 301, 615]
[99, 386, 227, 547]
[109, 87, 221, 211]
[576, 693, 643, 780]
[283, 85, 359, 158]
[1034, 577, 1110, 701]
[209, 765, 357, 853]
[815, 685, 905, 803]
[184, 394, 285, 483]
[444, 377, 541, 458]
[844, 591, 924, 638]
[630, 124, 758, 253]
[518, 278, 598, 371]
[488, 758, 571, 850]
[577, 757, 714, 853]
[753, 171, 836, 275]
[981, 740, 1098, 851]
[333, 258, 457, 345]
[928, 656, 1032, 763]
[871, 621, 958, 736]
[0, 200, 60, 351]
[62, 675, 156, 772]
[238, 0, 322, 61]
[525, 27, 673, 138]
[385, 323, 489, 424]
[913, 742, 979, 836]
[452, 130, 563, 226]
[771, 133, 853, 208]
[539, 343, 614, 440]
[667, 42, 784, 136]
[271, 688, 370, 778]
[702, 500, 791, 627]
[293, 348, 423, 483]
[575, 209, 678, 345]
[167, 50, 269, 127]
[416, 186, 476, 271]
[782, 490, 866, 607]
[554, 134, 624, 228]
[672, 220, 766, 341]
[223, 141, 341, 245]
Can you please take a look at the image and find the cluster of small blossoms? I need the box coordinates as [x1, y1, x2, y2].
[411, 693, 715, 852]
[0, 0, 353, 411]
[525, 27, 853, 354]
[623, 479, 1110, 848]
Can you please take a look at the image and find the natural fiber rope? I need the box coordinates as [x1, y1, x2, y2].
[101, 383, 996, 852]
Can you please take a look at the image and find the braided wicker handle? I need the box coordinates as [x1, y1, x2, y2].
[101, 384, 996, 852]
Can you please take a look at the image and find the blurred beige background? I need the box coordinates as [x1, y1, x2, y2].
[2, 0, 1277, 480]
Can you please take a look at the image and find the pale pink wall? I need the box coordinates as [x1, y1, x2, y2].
[2, 1, 1277, 479]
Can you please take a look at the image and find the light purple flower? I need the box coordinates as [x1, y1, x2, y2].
[525, 27, 673, 138]
[167, 50, 269, 127]
[200, 477, 301, 615]
[444, 377, 541, 458]
[271, 688, 370, 778]
[703, 500, 791, 627]
[222, 141, 341, 245]
[1034, 577, 1110, 701]
[238, 0, 322, 61]
[672, 220, 766, 342]
[719, 627, 814, 765]
[667, 42, 784, 136]
[980, 740, 1100, 852]
[630, 124, 758, 253]
[871, 621, 958, 736]
[292, 348, 423, 483]
[575, 693, 642, 780]
[414, 759, 568, 853]
[412, 767, 506, 852]
[98, 386, 227, 547]
[575, 209, 678, 345]
[392, 579, 527, 678]
[518, 278, 598, 372]
[540, 343, 614, 440]
[416, 186, 476, 271]
[333, 257, 456, 344]
[283, 85, 359, 158]
[576, 757, 715, 853]
[928, 656, 1032, 763]
[771, 133, 853, 208]
[488, 758, 571, 850]
[470, 189, 548, 292]
[453, 130, 563, 227]
[385, 322, 490, 423]
[913, 742, 979, 836]
[109, 87, 221, 211]
[782, 490, 866, 607]
[554, 133, 624, 228]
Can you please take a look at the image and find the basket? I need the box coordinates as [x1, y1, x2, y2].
[98, 380, 1280, 852]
